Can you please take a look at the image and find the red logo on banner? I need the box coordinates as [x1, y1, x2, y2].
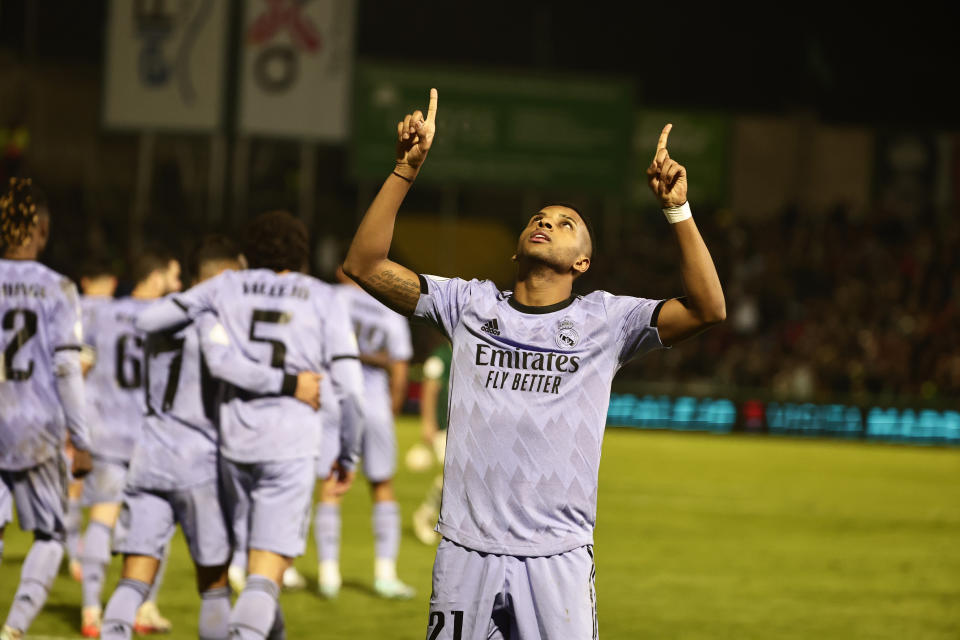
[247, 0, 321, 52]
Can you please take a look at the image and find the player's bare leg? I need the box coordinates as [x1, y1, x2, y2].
[370, 479, 414, 599]
[65, 477, 85, 581]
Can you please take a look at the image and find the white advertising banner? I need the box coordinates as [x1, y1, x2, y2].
[103, 0, 228, 131]
[238, 0, 356, 140]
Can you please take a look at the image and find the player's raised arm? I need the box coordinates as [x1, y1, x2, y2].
[343, 88, 438, 316]
[646, 124, 726, 346]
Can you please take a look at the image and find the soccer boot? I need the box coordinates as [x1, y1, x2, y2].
[133, 600, 172, 634]
[282, 565, 307, 590]
[81, 605, 102, 638]
[0, 625, 23, 640]
[228, 564, 247, 593]
[317, 562, 341, 599]
[374, 577, 416, 600]
[412, 505, 441, 545]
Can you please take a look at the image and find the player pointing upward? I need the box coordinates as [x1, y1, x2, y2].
[344, 89, 725, 638]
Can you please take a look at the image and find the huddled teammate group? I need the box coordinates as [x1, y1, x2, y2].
[1, 88, 725, 639]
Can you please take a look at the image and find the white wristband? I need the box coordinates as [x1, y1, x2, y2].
[662, 201, 692, 224]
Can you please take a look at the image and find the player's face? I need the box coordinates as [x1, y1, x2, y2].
[163, 260, 182, 294]
[515, 206, 590, 274]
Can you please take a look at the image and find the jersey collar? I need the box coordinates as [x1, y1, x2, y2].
[507, 294, 577, 315]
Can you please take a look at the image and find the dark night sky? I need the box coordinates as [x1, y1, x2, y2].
[2, 2, 958, 128]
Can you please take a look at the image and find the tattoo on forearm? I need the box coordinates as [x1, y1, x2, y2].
[357, 269, 419, 316]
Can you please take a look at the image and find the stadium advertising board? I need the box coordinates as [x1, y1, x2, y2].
[352, 63, 634, 191]
[239, 0, 356, 140]
[631, 110, 731, 207]
[608, 393, 960, 445]
[103, 0, 228, 131]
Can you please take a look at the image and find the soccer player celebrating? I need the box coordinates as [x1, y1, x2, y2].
[79, 249, 181, 637]
[0, 178, 93, 640]
[343, 89, 726, 638]
[314, 265, 415, 599]
[98, 235, 324, 640]
[136, 211, 365, 640]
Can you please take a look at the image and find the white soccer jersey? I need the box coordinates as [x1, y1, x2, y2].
[414, 275, 666, 556]
[336, 284, 412, 415]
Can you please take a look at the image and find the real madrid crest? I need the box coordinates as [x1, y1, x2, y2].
[556, 318, 579, 350]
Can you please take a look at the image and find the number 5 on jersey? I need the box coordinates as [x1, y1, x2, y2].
[250, 309, 290, 369]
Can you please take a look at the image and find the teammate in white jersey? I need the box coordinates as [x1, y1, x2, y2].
[314, 266, 415, 599]
[63, 258, 119, 583]
[99, 235, 323, 640]
[79, 249, 181, 638]
[343, 90, 726, 639]
[1, 178, 93, 640]
[137, 211, 365, 640]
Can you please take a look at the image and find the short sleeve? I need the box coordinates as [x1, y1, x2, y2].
[604, 293, 667, 365]
[386, 314, 413, 362]
[413, 275, 474, 339]
[324, 295, 360, 363]
[51, 278, 83, 351]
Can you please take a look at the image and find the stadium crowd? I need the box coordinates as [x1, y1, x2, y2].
[602, 205, 959, 401]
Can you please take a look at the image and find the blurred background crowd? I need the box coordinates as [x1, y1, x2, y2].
[1, 1, 957, 408]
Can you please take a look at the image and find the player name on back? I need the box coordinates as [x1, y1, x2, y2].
[242, 280, 310, 299]
[0, 281, 47, 298]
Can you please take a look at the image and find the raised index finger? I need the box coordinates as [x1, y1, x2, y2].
[656, 123, 673, 152]
[426, 88, 438, 124]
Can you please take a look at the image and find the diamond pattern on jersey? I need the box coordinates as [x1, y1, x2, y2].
[0, 260, 81, 470]
[417, 282, 662, 557]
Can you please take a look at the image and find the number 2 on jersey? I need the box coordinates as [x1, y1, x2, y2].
[250, 309, 290, 368]
[1, 308, 38, 381]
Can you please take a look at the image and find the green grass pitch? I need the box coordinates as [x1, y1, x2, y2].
[1, 419, 958, 638]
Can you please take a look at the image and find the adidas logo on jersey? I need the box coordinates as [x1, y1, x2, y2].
[480, 319, 501, 336]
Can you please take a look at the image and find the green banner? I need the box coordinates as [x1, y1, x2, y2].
[631, 110, 731, 207]
[352, 63, 634, 192]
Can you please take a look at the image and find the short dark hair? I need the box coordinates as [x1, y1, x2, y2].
[131, 247, 175, 285]
[546, 202, 597, 258]
[242, 210, 309, 272]
[1, 177, 42, 249]
[79, 254, 115, 279]
[190, 234, 239, 279]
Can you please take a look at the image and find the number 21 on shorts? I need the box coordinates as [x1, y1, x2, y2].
[427, 609, 463, 640]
